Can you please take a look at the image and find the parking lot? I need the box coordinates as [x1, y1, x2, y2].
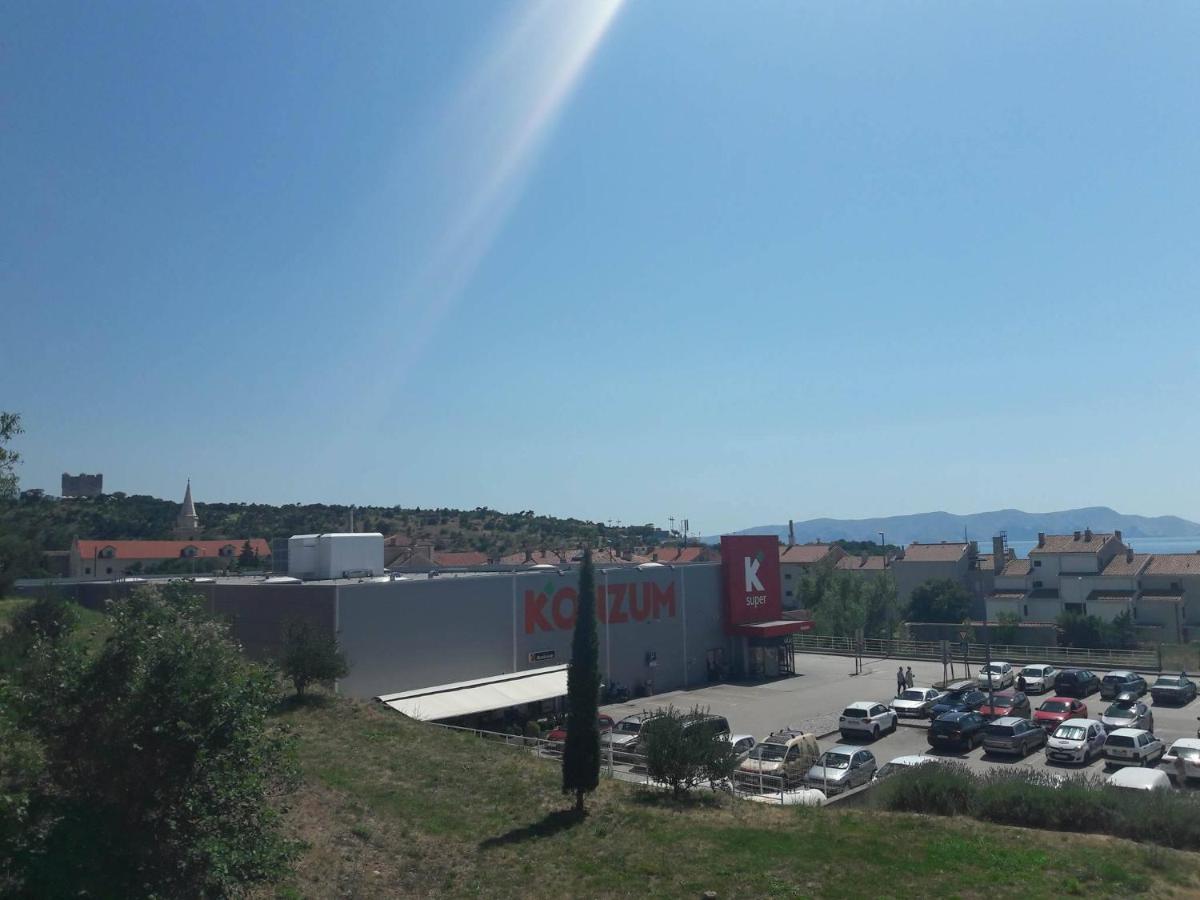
[599, 652, 1200, 789]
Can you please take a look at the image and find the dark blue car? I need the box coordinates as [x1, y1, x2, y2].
[928, 688, 987, 720]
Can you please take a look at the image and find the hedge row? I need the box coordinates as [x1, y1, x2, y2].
[873, 764, 1200, 850]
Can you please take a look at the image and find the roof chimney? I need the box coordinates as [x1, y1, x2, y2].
[1084, 527, 1093, 542]
[1115, 529, 1122, 542]
[992, 536, 1005, 574]
[1126, 548, 1134, 564]
[1037, 532, 1046, 548]
[788, 519, 795, 548]
[1073, 530, 1082, 541]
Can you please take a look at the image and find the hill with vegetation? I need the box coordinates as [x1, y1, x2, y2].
[0, 493, 666, 580]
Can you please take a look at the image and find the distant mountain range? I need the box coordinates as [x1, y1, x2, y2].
[712, 507, 1200, 546]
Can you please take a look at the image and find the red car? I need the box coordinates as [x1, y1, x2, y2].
[1033, 696, 1087, 732]
[978, 690, 1031, 719]
[547, 714, 615, 743]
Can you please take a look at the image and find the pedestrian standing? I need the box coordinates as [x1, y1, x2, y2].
[905, 666, 915, 689]
[896, 666, 906, 696]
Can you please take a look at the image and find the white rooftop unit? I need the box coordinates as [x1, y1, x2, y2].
[287, 533, 384, 580]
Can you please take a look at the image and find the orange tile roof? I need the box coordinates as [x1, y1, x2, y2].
[1145, 554, 1200, 576]
[779, 543, 836, 564]
[76, 539, 270, 560]
[835, 554, 888, 571]
[1029, 533, 1118, 554]
[999, 558, 1031, 577]
[651, 546, 716, 564]
[900, 542, 969, 562]
[432, 551, 491, 568]
[1101, 553, 1152, 577]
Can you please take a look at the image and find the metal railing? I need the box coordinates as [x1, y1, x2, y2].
[789, 633, 1161, 672]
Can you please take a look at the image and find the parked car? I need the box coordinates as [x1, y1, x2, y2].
[1054, 669, 1101, 698]
[804, 745, 877, 794]
[928, 711, 987, 752]
[890, 687, 944, 718]
[1034, 697, 1088, 732]
[839, 701, 898, 740]
[1163, 738, 1200, 783]
[547, 713, 614, 743]
[604, 712, 660, 753]
[725, 734, 757, 762]
[1017, 664, 1058, 694]
[1102, 728, 1165, 768]
[1045, 718, 1106, 765]
[1099, 694, 1154, 733]
[1151, 674, 1199, 705]
[736, 729, 820, 790]
[978, 690, 1031, 720]
[873, 755, 941, 780]
[929, 687, 988, 720]
[982, 717, 1047, 757]
[978, 661, 1015, 690]
[745, 787, 827, 806]
[1100, 670, 1148, 701]
[679, 712, 731, 741]
[1106, 767, 1172, 792]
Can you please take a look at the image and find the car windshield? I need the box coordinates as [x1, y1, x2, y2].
[932, 719, 963, 732]
[617, 721, 641, 734]
[1172, 746, 1200, 761]
[1055, 726, 1087, 741]
[1026, 666, 1047, 675]
[753, 743, 788, 761]
[1157, 678, 1182, 687]
[942, 691, 966, 703]
[1040, 701, 1069, 713]
[1103, 674, 1128, 683]
[987, 725, 1015, 737]
[1105, 704, 1135, 718]
[1107, 734, 1136, 747]
[815, 752, 850, 769]
[842, 709, 868, 718]
[899, 690, 926, 701]
[984, 665, 1003, 673]
[990, 696, 1014, 708]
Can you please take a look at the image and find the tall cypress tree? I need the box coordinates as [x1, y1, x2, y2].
[562, 548, 600, 813]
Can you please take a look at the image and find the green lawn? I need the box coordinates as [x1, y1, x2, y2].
[264, 697, 1200, 899]
[0, 596, 111, 658]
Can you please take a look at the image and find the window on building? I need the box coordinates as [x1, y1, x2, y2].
[1023, 605, 1029, 617]
[1033, 559, 1042, 567]
[785, 590, 792, 597]
[784, 573, 791, 580]
[1172, 581, 1182, 592]
[1065, 602, 1085, 615]
[105, 567, 112, 575]
[84, 567, 91, 575]
[1033, 580, 1043, 589]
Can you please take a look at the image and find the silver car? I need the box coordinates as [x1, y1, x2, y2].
[804, 745, 876, 794]
[1099, 695, 1154, 733]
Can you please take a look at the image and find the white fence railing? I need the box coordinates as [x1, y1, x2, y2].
[789, 633, 1161, 672]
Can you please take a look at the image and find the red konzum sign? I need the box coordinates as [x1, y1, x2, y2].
[524, 582, 676, 634]
[720, 535, 782, 628]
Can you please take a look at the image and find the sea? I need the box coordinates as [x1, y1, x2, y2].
[1001, 535, 1200, 559]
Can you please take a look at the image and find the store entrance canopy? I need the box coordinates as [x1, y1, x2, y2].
[376, 664, 569, 722]
[728, 620, 813, 638]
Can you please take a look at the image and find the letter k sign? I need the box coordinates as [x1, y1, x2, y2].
[744, 556, 764, 592]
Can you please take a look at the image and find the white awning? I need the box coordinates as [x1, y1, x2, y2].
[376, 664, 569, 722]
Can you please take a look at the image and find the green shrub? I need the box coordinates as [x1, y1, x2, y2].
[524, 721, 541, 740]
[872, 762, 974, 816]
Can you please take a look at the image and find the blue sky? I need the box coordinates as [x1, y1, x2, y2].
[5, 2, 1199, 533]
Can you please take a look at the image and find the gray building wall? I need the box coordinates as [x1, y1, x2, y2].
[334, 564, 732, 700]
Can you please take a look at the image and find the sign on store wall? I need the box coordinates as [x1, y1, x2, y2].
[720, 534, 782, 628]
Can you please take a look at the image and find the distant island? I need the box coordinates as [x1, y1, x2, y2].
[717, 507, 1200, 546]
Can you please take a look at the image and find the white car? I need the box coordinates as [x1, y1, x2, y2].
[890, 687, 943, 718]
[978, 661, 1015, 690]
[1163, 738, 1200, 782]
[873, 755, 940, 780]
[1101, 728, 1165, 768]
[1106, 767, 1172, 792]
[1017, 664, 1058, 693]
[839, 701, 897, 740]
[745, 787, 827, 806]
[1046, 718, 1106, 765]
[725, 734, 757, 761]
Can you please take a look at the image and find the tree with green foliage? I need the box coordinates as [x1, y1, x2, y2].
[1057, 610, 1138, 650]
[238, 539, 258, 567]
[0, 411, 22, 500]
[8, 584, 296, 897]
[862, 573, 901, 639]
[990, 611, 1022, 645]
[641, 705, 739, 798]
[813, 574, 866, 638]
[907, 578, 973, 623]
[562, 548, 600, 813]
[281, 618, 350, 697]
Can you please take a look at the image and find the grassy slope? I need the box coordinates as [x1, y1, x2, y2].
[268, 699, 1200, 899]
[0, 597, 110, 656]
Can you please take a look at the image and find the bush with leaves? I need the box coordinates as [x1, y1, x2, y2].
[9, 584, 297, 897]
[641, 705, 735, 798]
[281, 617, 350, 697]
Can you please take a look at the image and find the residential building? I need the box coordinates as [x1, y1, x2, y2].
[779, 542, 845, 608]
[892, 541, 972, 609]
[70, 538, 270, 579]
